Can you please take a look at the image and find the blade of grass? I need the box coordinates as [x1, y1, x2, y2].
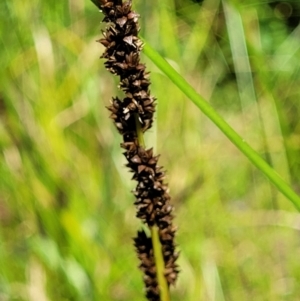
[182, 0, 220, 71]
[157, 0, 180, 61]
[223, 1, 281, 209]
[242, 7, 293, 206]
[142, 40, 300, 211]
[222, 1, 257, 113]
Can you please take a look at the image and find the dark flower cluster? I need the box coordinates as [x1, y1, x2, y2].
[134, 230, 159, 300]
[96, 0, 179, 299]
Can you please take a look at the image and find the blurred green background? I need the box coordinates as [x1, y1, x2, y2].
[1, 0, 300, 300]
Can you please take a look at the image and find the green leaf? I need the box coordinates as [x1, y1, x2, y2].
[142, 41, 300, 211]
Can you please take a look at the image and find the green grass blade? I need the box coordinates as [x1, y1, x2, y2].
[142, 41, 300, 211]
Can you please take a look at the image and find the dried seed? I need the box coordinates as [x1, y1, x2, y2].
[123, 35, 135, 47]
[130, 155, 141, 164]
[116, 16, 127, 27]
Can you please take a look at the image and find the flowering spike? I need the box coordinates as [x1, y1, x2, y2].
[96, 0, 179, 299]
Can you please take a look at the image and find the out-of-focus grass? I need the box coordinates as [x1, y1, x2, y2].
[1, 0, 300, 300]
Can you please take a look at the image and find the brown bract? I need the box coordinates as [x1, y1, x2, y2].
[97, 0, 179, 299]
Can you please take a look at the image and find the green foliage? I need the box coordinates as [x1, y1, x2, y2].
[1, 0, 300, 300]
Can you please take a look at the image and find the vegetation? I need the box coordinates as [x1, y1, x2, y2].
[1, 0, 300, 300]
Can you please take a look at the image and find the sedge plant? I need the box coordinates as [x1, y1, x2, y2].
[92, 0, 179, 300]
[91, 0, 300, 300]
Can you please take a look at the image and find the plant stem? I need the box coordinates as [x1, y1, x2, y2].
[134, 114, 145, 147]
[151, 225, 171, 301]
[142, 41, 300, 211]
[134, 114, 171, 301]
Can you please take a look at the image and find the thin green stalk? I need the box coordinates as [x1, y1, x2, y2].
[134, 114, 145, 147]
[142, 41, 300, 211]
[134, 114, 171, 301]
[151, 225, 171, 301]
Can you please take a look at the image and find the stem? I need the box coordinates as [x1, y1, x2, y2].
[151, 225, 171, 301]
[134, 114, 171, 301]
[142, 41, 300, 211]
[134, 114, 145, 147]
